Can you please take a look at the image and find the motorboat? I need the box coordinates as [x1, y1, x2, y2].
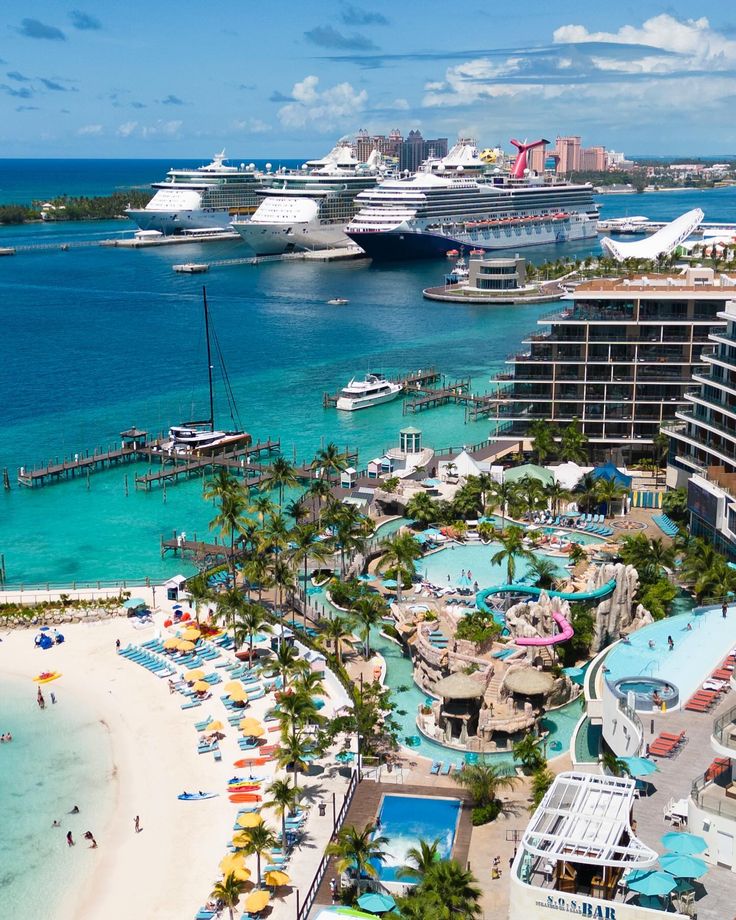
[326, 298, 349, 305]
[335, 373, 403, 411]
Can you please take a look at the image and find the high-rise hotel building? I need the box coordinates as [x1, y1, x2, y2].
[489, 268, 736, 463]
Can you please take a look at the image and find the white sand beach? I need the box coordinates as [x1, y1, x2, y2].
[1, 590, 354, 920]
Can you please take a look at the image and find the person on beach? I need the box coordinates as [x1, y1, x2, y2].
[50, 692, 56, 704]
[134, 815, 141, 833]
[52, 820, 60, 828]
[667, 636, 674, 651]
[37, 688, 45, 710]
[115, 638, 121, 650]
[66, 831, 74, 847]
[723, 602, 729, 619]
[84, 831, 98, 848]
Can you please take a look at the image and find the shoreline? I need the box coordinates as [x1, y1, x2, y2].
[1, 610, 231, 920]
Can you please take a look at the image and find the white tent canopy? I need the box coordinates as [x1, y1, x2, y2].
[551, 461, 588, 490]
[441, 449, 482, 479]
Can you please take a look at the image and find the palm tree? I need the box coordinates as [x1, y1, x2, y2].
[527, 556, 558, 590]
[488, 480, 517, 529]
[250, 494, 275, 524]
[530, 766, 555, 811]
[312, 442, 348, 480]
[602, 751, 630, 777]
[289, 523, 331, 597]
[319, 614, 354, 666]
[529, 419, 555, 464]
[264, 778, 301, 846]
[619, 534, 674, 580]
[205, 471, 249, 578]
[260, 456, 299, 508]
[285, 496, 309, 526]
[238, 822, 277, 887]
[595, 477, 626, 516]
[186, 577, 212, 625]
[559, 418, 588, 463]
[452, 762, 518, 808]
[351, 593, 388, 659]
[306, 477, 333, 517]
[397, 838, 441, 882]
[326, 822, 388, 892]
[377, 532, 423, 601]
[544, 481, 571, 518]
[573, 473, 600, 514]
[491, 526, 532, 584]
[234, 601, 271, 658]
[273, 638, 300, 691]
[269, 557, 295, 631]
[512, 733, 545, 772]
[419, 860, 482, 918]
[278, 689, 322, 742]
[328, 503, 374, 576]
[276, 729, 313, 789]
[515, 475, 545, 518]
[405, 491, 438, 527]
[214, 586, 246, 643]
[259, 512, 290, 554]
[210, 873, 243, 920]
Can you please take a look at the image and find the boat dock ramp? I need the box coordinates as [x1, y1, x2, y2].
[14, 431, 282, 489]
[322, 368, 442, 408]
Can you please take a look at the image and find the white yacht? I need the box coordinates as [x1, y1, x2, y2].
[126, 152, 271, 235]
[336, 374, 403, 411]
[231, 143, 387, 255]
[346, 138, 599, 259]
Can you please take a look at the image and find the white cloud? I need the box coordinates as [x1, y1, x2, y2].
[388, 98, 410, 110]
[278, 75, 368, 130]
[230, 117, 271, 134]
[77, 123, 103, 135]
[117, 120, 138, 137]
[117, 119, 183, 139]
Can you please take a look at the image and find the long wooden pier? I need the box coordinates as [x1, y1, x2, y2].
[322, 367, 442, 408]
[402, 377, 472, 414]
[160, 531, 237, 563]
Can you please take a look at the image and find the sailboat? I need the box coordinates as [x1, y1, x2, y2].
[166, 287, 250, 454]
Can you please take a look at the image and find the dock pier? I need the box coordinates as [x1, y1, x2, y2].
[402, 377, 472, 414]
[160, 531, 237, 564]
[322, 367, 442, 408]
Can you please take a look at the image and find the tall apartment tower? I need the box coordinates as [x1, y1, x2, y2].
[555, 136, 581, 173]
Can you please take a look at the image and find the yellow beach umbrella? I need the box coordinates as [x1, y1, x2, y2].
[245, 890, 270, 913]
[177, 639, 196, 652]
[239, 718, 265, 737]
[163, 637, 179, 649]
[232, 830, 253, 848]
[192, 680, 210, 692]
[220, 854, 252, 882]
[206, 720, 225, 733]
[229, 688, 249, 703]
[237, 812, 263, 829]
[185, 668, 205, 682]
[224, 680, 244, 694]
[182, 627, 201, 641]
[264, 869, 290, 887]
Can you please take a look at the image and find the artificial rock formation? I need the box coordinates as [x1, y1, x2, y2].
[587, 562, 652, 653]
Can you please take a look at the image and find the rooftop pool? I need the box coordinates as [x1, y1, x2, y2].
[604, 605, 736, 706]
[372, 794, 461, 883]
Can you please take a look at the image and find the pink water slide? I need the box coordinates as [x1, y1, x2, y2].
[514, 610, 575, 647]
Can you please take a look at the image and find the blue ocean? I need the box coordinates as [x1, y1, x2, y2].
[1, 160, 735, 585]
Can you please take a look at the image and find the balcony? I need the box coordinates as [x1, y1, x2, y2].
[712, 704, 736, 759]
[691, 759, 736, 820]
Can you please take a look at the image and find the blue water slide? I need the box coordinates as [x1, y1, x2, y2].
[476, 578, 617, 612]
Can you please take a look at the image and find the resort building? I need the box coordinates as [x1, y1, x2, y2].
[667, 298, 736, 559]
[489, 268, 736, 463]
[509, 772, 691, 919]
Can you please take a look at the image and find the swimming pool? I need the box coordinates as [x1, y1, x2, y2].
[604, 606, 736, 706]
[372, 794, 461, 883]
[419, 541, 572, 588]
[611, 677, 679, 712]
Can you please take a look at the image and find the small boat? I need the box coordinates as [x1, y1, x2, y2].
[336, 373, 403, 412]
[33, 671, 62, 683]
[177, 791, 218, 801]
[326, 297, 349, 305]
[229, 792, 262, 803]
[173, 262, 210, 273]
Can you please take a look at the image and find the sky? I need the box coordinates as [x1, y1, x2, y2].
[1, 1, 736, 158]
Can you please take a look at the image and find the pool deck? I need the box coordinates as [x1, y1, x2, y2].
[309, 781, 474, 914]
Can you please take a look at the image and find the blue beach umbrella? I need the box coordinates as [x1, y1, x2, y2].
[626, 870, 676, 897]
[457, 574, 472, 588]
[621, 756, 658, 778]
[357, 891, 396, 913]
[661, 832, 707, 856]
[123, 597, 147, 609]
[659, 853, 708, 879]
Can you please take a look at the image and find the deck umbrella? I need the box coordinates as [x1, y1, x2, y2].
[244, 890, 270, 913]
[192, 680, 210, 692]
[621, 756, 658, 778]
[123, 597, 147, 609]
[239, 717, 265, 736]
[237, 812, 263, 828]
[626, 870, 676, 897]
[205, 720, 225, 733]
[659, 854, 708, 878]
[357, 892, 397, 913]
[185, 668, 205, 682]
[264, 869, 290, 887]
[220, 853, 250, 879]
[661, 832, 707, 855]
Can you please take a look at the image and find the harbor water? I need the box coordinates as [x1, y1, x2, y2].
[1, 169, 735, 585]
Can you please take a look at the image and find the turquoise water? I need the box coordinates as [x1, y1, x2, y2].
[373, 794, 460, 882]
[574, 717, 602, 764]
[419, 541, 573, 586]
[2, 183, 734, 584]
[604, 606, 736, 705]
[0, 678, 114, 916]
[540, 527, 604, 545]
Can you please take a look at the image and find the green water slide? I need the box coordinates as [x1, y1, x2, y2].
[477, 578, 617, 610]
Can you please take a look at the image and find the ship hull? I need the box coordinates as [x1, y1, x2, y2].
[347, 215, 598, 261]
[126, 208, 234, 235]
[336, 389, 402, 411]
[232, 220, 355, 255]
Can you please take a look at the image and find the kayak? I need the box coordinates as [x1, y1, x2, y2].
[234, 758, 269, 768]
[33, 671, 62, 684]
[229, 793, 262, 803]
[177, 792, 218, 801]
[228, 784, 261, 792]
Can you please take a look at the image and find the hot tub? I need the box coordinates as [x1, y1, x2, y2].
[609, 676, 679, 712]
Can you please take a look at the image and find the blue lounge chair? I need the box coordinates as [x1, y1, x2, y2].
[440, 762, 453, 776]
[430, 761, 441, 775]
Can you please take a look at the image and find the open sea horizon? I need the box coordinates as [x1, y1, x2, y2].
[1, 161, 735, 586]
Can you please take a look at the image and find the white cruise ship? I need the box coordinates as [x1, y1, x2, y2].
[346, 138, 599, 259]
[231, 143, 386, 255]
[336, 374, 403, 411]
[126, 152, 271, 235]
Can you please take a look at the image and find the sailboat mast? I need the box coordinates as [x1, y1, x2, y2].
[203, 285, 215, 431]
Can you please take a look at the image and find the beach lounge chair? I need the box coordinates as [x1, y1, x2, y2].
[430, 761, 441, 775]
[195, 909, 216, 919]
[181, 700, 201, 710]
[440, 762, 453, 776]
